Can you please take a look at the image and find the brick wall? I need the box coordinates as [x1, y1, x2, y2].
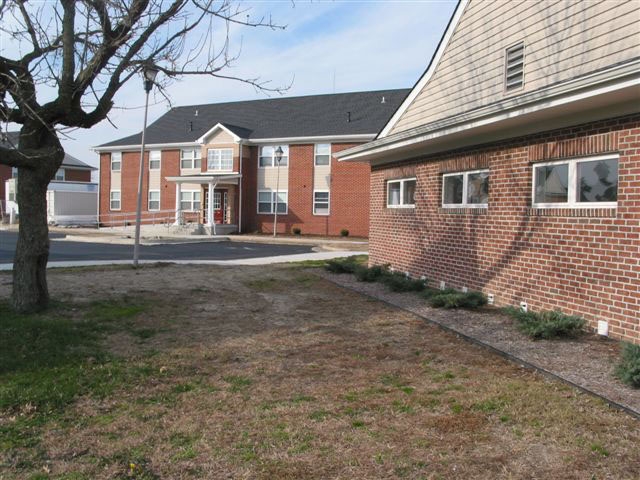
[64, 168, 92, 182]
[369, 114, 640, 343]
[242, 143, 370, 236]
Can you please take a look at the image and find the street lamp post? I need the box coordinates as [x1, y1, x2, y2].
[272, 146, 284, 237]
[133, 65, 159, 267]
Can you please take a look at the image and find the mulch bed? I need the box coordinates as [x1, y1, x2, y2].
[317, 270, 640, 417]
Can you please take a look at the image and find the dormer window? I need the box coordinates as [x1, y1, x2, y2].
[505, 42, 524, 92]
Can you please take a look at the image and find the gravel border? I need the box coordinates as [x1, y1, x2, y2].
[317, 270, 640, 419]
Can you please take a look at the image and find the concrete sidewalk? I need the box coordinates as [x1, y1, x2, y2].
[0, 250, 367, 271]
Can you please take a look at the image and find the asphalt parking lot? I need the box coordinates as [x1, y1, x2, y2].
[0, 230, 313, 264]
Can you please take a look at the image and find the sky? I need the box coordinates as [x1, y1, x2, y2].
[4, 0, 458, 169]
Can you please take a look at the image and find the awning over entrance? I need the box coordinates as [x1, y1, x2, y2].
[165, 173, 241, 185]
[165, 173, 241, 230]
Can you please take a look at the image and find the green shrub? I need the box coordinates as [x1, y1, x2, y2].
[615, 343, 640, 388]
[354, 264, 388, 282]
[427, 290, 487, 309]
[292, 227, 301, 235]
[505, 308, 586, 339]
[381, 272, 426, 293]
[340, 229, 349, 237]
[325, 256, 360, 274]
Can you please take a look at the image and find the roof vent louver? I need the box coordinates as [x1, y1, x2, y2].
[381, 96, 386, 104]
[505, 42, 524, 91]
[194, 109, 199, 116]
[347, 111, 351, 123]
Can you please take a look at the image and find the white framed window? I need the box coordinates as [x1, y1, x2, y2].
[207, 148, 233, 171]
[11, 167, 18, 178]
[259, 145, 289, 167]
[148, 190, 160, 211]
[387, 178, 416, 208]
[180, 148, 201, 169]
[180, 190, 201, 211]
[111, 152, 121, 172]
[505, 41, 524, 92]
[110, 190, 121, 210]
[442, 169, 489, 208]
[54, 168, 65, 181]
[314, 143, 331, 166]
[313, 191, 330, 215]
[149, 150, 161, 170]
[532, 155, 618, 209]
[257, 190, 288, 214]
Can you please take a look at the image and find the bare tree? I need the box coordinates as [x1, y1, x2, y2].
[0, 0, 286, 312]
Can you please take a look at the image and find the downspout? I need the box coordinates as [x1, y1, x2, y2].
[96, 156, 101, 228]
[238, 140, 243, 234]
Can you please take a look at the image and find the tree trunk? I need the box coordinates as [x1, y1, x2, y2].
[11, 127, 63, 312]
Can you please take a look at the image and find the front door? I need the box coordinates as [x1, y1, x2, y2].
[213, 191, 224, 224]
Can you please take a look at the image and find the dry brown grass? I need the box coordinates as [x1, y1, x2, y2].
[1, 264, 638, 480]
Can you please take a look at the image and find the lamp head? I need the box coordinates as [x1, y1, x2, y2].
[275, 146, 284, 163]
[142, 66, 159, 92]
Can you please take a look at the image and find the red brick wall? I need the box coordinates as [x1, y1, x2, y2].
[242, 143, 370, 237]
[64, 168, 92, 182]
[369, 114, 640, 343]
[98, 153, 111, 223]
[161, 150, 180, 211]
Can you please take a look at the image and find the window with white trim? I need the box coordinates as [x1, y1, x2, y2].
[148, 190, 160, 211]
[532, 155, 618, 208]
[11, 167, 18, 178]
[111, 152, 121, 172]
[54, 168, 65, 181]
[387, 178, 416, 208]
[442, 169, 489, 208]
[180, 191, 201, 211]
[505, 42, 524, 91]
[207, 148, 233, 171]
[313, 191, 330, 215]
[259, 145, 289, 167]
[314, 144, 331, 166]
[149, 150, 161, 170]
[257, 190, 288, 214]
[180, 148, 201, 169]
[110, 190, 121, 210]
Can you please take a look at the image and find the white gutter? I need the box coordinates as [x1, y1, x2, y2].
[238, 141, 243, 233]
[93, 141, 199, 152]
[244, 134, 375, 145]
[337, 60, 640, 162]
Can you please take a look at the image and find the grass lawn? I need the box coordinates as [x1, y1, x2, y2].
[0, 264, 638, 479]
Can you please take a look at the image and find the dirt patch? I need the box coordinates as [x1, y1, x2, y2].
[1, 264, 639, 480]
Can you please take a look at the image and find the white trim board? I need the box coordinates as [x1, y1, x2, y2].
[377, 0, 469, 139]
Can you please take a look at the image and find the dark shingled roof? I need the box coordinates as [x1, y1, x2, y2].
[98, 89, 410, 148]
[1, 131, 95, 170]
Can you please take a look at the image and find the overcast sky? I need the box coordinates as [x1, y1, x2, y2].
[57, 1, 457, 167]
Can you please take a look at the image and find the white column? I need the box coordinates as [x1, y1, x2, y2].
[207, 182, 214, 226]
[174, 182, 182, 225]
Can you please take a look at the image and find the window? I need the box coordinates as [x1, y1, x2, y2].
[259, 145, 289, 167]
[11, 167, 18, 178]
[532, 155, 618, 208]
[442, 169, 489, 208]
[315, 144, 331, 166]
[207, 148, 233, 171]
[149, 150, 161, 170]
[180, 148, 201, 169]
[505, 42, 524, 91]
[54, 169, 65, 181]
[110, 190, 121, 210]
[148, 190, 160, 211]
[180, 191, 201, 211]
[313, 191, 330, 215]
[257, 190, 287, 214]
[387, 178, 416, 208]
[111, 152, 121, 172]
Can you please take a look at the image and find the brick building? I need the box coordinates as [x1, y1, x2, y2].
[95, 90, 408, 236]
[337, 1, 640, 342]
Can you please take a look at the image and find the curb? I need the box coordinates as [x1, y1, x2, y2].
[319, 274, 640, 420]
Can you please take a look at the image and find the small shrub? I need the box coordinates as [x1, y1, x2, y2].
[354, 264, 388, 282]
[292, 227, 301, 235]
[381, 272, 426, 293]
[615, 343, 640, 388]
[505, 308, 586, 340]
[428, 291, 487, 309]
[340, 229, 349, 237]
[325, 256, 360, 274]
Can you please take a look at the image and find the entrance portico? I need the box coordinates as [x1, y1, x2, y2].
[165, 173, 241, 234]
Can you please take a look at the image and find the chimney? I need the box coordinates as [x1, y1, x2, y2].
[347, 111, 351, 123]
